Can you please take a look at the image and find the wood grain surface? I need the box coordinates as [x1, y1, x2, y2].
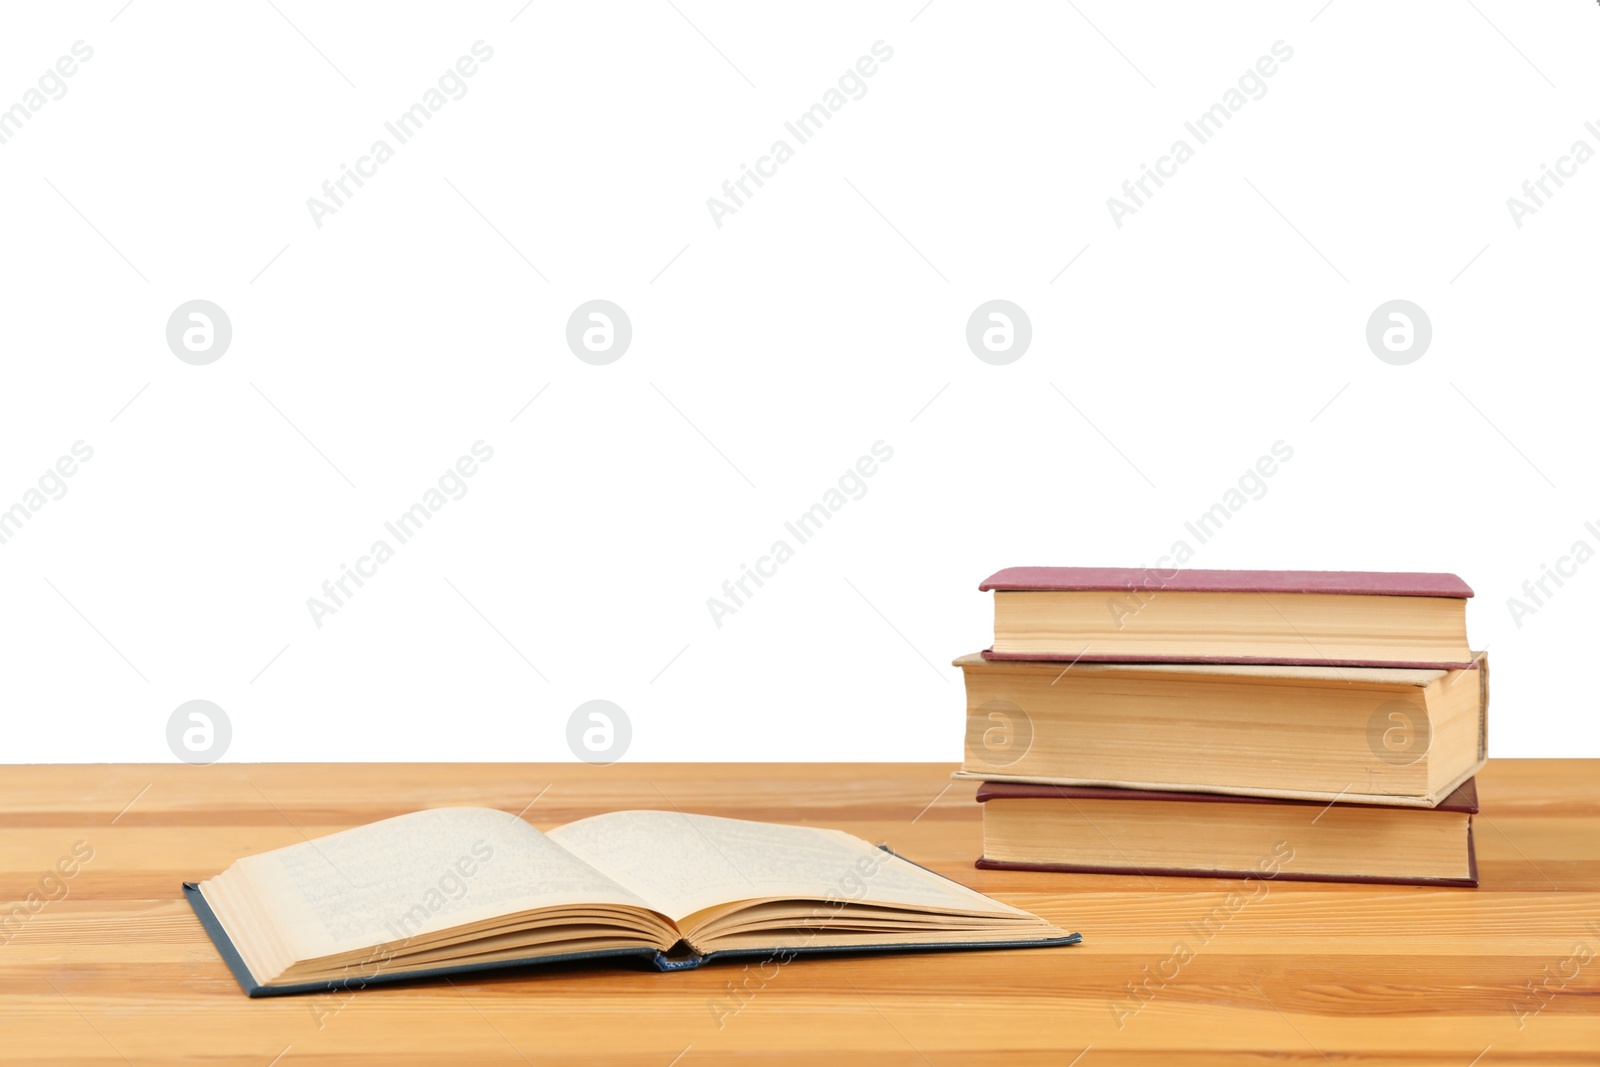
[1, 760, 1596, 1065]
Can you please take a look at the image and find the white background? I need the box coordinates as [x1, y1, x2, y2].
[1, 1, 1594, 762]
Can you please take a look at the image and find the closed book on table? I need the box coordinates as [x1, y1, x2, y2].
[980, 567, 1474, 669]
[976, 778, 1480, 887]
[955, 652, 1487, 807]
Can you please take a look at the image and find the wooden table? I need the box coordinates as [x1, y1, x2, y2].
[2, 760, 1596, 1065]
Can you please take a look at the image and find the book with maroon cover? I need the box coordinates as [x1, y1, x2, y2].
[975, 778, 1479, 887]
[979, 567, 1474, 669]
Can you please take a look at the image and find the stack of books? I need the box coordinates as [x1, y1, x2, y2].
[956, 567, 1487, 887]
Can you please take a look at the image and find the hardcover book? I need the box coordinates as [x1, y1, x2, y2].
[184, 807, 1078, 996]
[976, 778, 1480, 887]
[980, 567, 1474, 668]
[954, 651, 1488, 807]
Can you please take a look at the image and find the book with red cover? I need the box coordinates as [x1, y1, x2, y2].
[979, 567, 1475, 669]
[975, 778, 1479, 887]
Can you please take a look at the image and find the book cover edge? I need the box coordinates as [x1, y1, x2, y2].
[971, 856, 1479, 888]
[977, 648, 1478, 670]
[183, 881, 666, 996]
[977, 567, 1474, 598]
[954, 758, 1489, 809]
[976, 776, 1481, 813]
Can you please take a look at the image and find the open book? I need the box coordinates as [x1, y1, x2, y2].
[184, 807, 1078, 996]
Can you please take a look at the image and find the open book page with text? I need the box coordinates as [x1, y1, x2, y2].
[545, 810, 1038, 925]
[189, 806, 1078, 992]
[213, 807, 658, 965]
